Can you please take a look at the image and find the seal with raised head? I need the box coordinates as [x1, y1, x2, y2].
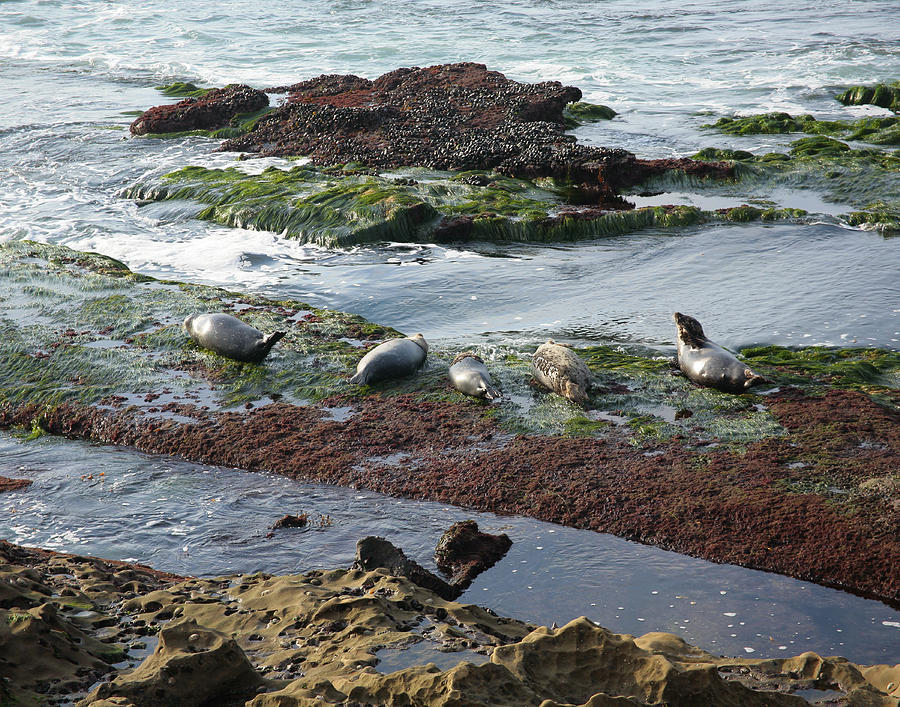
[183, 313, 285, 363]
[673, 312, 767, 393]
[448, 352, 501, 400]
[349, 333, 428, 385]
[532, 339, 592, 405]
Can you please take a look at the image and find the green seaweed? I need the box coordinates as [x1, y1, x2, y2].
[0, 241, 392, 411]
[125, 164, 740, 246]
[690, 139, 900, 231]
[564, 101, 616, 128]
[740, 345, 900, 396]
[705, 112, 900, 145]
[835, 81, 900, 114]
[154, 82, 212, 98]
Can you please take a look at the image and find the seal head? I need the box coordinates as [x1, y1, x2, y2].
[184, 313, 285, 363]
[531, 339, 592, 405]
[673, 312, 767, 394]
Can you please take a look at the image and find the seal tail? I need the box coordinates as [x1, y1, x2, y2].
[349, 370, 368, 385]
[482, 384, 502, 401]
[260, 330, 286, 353]
[743, 370, 769, 389]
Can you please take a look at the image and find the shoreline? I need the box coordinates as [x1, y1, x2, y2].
[2, 538, 897, 706]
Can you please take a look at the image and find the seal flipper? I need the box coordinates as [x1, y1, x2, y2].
[349, 370, 368, 385]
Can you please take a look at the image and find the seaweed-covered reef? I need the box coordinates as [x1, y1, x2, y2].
[1, 540, 897, 706]
[1, 241, 898, 609]
[125, 66, 900, 244]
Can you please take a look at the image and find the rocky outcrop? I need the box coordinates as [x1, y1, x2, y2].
[0, 475, 31, 492]
[223, 63, 730, 199]
[434, 520, 512, 589]
[130, 84, 269, 136]
[82, 619, 266, 706]
[354, 536, 460, 600]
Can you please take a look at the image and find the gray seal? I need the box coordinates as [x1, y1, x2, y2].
[349, 333, 428, 385]
[673, 312, 766, 393]
[532, 339, 592, 405]
[183, 313, 285, 363]
[448, 352, 501, 400]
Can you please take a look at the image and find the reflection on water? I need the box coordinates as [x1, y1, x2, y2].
[2, 431, 898, 664]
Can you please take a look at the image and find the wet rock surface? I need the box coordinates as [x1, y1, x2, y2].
[130, 84, 269, 136]
[434, 520, 512, 590]
[1, 540, 897, 706]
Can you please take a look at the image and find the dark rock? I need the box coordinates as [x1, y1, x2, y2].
[271, 513, 308, 529]
[434, 520, 512, 590]
[0, 476, 32, 493]
[353, 536, 460, 601]
[130, 84, 269, 136]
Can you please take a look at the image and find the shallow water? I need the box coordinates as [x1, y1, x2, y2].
[2, 431, 898, 664]
[1, 0, 899, 670]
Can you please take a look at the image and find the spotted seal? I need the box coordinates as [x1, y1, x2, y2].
[673, 312, 767, 393]
[448, 352, 501, 400]
[349, 333, 428, 385]
[532, 339, 592, 405]
[183, 312, 285, 363]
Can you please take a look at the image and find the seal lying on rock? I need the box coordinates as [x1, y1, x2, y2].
[448, 352, 501, 400]
[349, 334, 428, 385]
[183, 313, 285, 363]
[532, 340, 592, 405]
[673, 312, 767, 393]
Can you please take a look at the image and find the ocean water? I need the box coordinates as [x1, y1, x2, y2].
[1, 0, 899, 664]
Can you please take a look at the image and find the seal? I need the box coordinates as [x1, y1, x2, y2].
[183, 313, 285, 363]
[673, 312, 767, 393]
[448, 352, 501, 400]
[532, 339, 592, 405]
[349, 333, 428, 385]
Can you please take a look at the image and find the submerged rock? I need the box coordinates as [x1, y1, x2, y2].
[434, 520, 512, 589]
[271, 513, 308, 529]
[0, 475, 32, 493]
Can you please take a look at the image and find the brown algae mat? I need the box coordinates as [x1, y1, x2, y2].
[1, 540, 898, 706]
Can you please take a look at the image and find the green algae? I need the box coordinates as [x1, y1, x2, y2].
[564, 101, 616, 128]
[836, 81, 900, 113]
[690, 139, 900, 231]
[0, 241, 390, 411]
[706, 112, 900, 145]
[154, 82, 212, 98]
[127, 164, 742, 246]
[740, 345, 900, 396]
